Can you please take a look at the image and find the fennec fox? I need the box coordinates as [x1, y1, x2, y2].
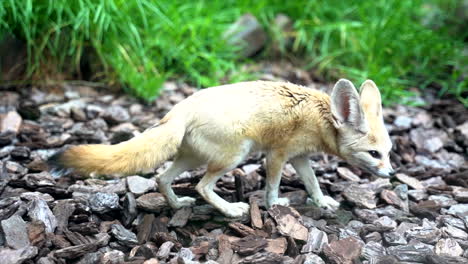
[49, 79, 394, 218]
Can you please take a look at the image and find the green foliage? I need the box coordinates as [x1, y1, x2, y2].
[0, 0, 466, 103]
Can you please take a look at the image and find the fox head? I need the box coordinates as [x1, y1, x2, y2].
[330, 79, 394, 178]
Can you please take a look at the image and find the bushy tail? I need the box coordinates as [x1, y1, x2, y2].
[49, 120, 185, 176]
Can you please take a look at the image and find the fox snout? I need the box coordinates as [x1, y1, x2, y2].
[376, 166, 396, 178]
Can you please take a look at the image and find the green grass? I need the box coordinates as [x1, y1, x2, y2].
[0, 0, 466, 103]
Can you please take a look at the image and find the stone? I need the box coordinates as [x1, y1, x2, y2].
[410, 128, 448, 152]
[395, 173, 424, 190]
[373, 216, 397, 230]
[362, 241, 386, 261]
[454, 188, 468, 202]
[127, 175, 156, 196]
[168, 207, 192, 227]
[10, 147, 30, 160]
[394, 116, 412, 129]
[177, 247, 195, 262]
[156, 241, 175, 259]
[1, 215, 30, 249]
[447, 204, 468, 217]
[406, 222, 441, 245]
[343, 184, 376, 209]
[429, 194, 457, 208]
[28, 198, 57, 233]
[122, 192, 138, 226]
[301, 227, 328, 254]
[384, 232, 407, 246]
[27, 220, 46, 247]
[435, 238, 463, 257]
[441, 225, 468, 240]
[101, 250, 125, 264]
[265, 237, 287, 255]
[224, 14, 267, 57]
[303, 253, 326, 264]
[387, 241, 433, 262]
[111, 224, 138, 247]
[103, 105, 130, 124]
[323, 237, 362, 264]
[408, 189, 428, 201]
[381, 189, 407, 211]
[336, 167, 360, 182]
[1, 111, 22, 133]
[88, 192, 120, 213]
[20, 192, 54, 203]
[0, 246, 38, 264]
[53, 200, 75, 234]
[136, 192, 168, 213]
[268, 205, 308, 241]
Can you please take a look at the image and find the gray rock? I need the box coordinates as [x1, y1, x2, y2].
[362, 241, 386, 261]
[453, 188, 468, 202]
[88, 192, 120, 213]
[343, 184, 376, 209]
[387, 241, 433, 262]
[435, 238, 463, 257]
[303, 253, 325, 264]
[441, 225, 468, 240]
[408, 189, 428, 201]
[384, 232, 407, 246]
[178, 247, 195, 262]
[394, 116, 412, 129]
[27, 198, 57, 233]
[447, 204, 468, 217]
[127, 175, 156, 196]
[406, 220, 441, 245]
[374, 216, 397, 230]
[1, 111, 22, 133]
[122, 193, 137, 226]
[1, 215, 30, 249]
[439, 216, 466, 231]
[336, 167, 360, 182]
[323, 237, 363, 264]
[301, 227, 329, 254]
[224, 14, 267, 57]
[429, 194, 457, 208]
[156, 241, 175, 259]
[23, 172, 55, 188]
[111, 224, 138, 247]
[20, 192, 54, 203]
[136, 192, 168, 213]
[103, 105, 130, 124]
[410, 128, 448, 152]
[395, 173, 424, 190]
[415, 155, 452, 172]
[0, 246, 38, 264]
[101, 250, 125, 264]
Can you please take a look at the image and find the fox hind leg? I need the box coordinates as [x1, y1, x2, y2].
[196, 165, 250, 218]
[156, 155, 201, 209]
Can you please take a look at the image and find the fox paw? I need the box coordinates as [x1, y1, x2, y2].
[172, 196, 196, 209]
[224, 202, 250, 218]
[268, 197, 290, 207]
[309, 195, 340, 210]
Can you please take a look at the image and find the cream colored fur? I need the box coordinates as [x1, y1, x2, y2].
[52, 79, 394, 218]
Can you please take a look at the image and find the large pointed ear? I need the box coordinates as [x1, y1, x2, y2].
[359, 80, 383, 118]
[330, 79, 368, 133]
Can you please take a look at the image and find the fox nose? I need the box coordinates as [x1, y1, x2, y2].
[388, 170, 396, 177]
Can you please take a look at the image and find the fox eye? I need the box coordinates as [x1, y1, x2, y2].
[368, 150, 381, 159]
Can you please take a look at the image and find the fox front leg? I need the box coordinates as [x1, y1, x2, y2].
[265, 152, 290, 208]
[290, 156, 339, 210]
